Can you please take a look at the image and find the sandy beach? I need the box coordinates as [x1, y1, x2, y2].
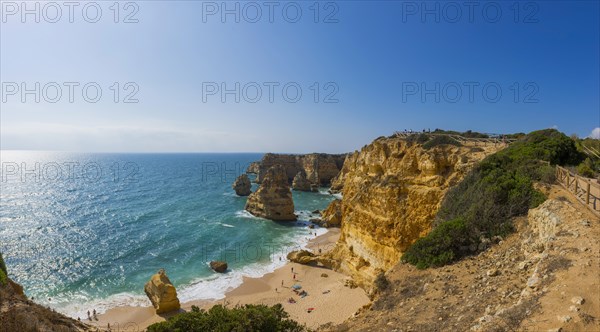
[89, 228, 369, 331]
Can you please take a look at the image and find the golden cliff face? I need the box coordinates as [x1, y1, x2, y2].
[327, 136, 504, 287]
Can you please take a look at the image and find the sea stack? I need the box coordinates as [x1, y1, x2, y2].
[292, 171, 312, 191]
[245, 165, 296, 221]
[232, 174, 252, 196]
[144, 269, 181, 314]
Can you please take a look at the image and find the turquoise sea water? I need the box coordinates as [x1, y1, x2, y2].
[0, 151, 336, 317]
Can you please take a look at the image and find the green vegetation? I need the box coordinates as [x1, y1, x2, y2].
[402, 129, 584, 269]
[405, 133, 430, 144]
[432, 129, 489, 138]
[422, 135, 462, 149]
[374, 272, 390, 291]
[577, 158, 596, 178]
[0, 252, 7, 286]
[574, 138, 600, 178]
[147, 304, 306, 332]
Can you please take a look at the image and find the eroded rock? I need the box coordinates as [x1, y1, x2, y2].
[245, 165, 296, 221]
[144, 269, 181, 314]
[232, 174, 252, 196]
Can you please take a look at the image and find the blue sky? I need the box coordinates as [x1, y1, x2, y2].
[1, 0, 599, 153]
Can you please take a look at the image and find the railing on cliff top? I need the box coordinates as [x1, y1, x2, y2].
[556, 165, 600, 217]
[393, 131, 517, 145]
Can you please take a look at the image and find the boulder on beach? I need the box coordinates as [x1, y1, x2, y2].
[210, 261, 228, 273]
[144, 269, 181, 314]
[245, 165, 296, 221]
[287, 250, 316, 265]
[232, 174, 252, 196]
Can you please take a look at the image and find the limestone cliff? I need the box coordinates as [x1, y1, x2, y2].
[254, 153, 346, 186]
[245, 165, 296, 221]
[0, 264, 89, 331]
[325, 136, 504, 287]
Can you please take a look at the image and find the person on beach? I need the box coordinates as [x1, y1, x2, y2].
[281, 280, 284, 286]
[275, 288, 278, 292]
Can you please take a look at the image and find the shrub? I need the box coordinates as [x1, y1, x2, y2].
[405, 133, 430, 144]
[147, 304, 306, 332]
[577, 158, 595, 178]
[422, 135, 462, 149]
[374, 272, 390, 291]
[0, 253, 6, 286]
[403, 129, 582, 269]
[402, 218, 470, 269]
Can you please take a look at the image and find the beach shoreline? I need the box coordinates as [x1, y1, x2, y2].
[89, 228, 369, 331]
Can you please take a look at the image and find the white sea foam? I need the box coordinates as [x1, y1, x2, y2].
[58, 213, 327, 319]
[58, 292, 151, 318]
[221, 223, 235, 228]
[234, 210, 260, 219]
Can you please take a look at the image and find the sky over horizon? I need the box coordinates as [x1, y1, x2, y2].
[1, 0, 599, 153]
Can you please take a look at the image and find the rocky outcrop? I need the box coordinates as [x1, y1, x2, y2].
[255, 153, 346, 186]
[321, 199, 342, 227]
[144, 269, 181, 314]
[0, 263, 88, 331]
[246, 162, 260, 174]
[232, 174, 252, 196]
[329, 187, 600, 332]
[292, 171, 312, 191]
[326, 136, 503, 287]
[210, 261, 228, 273]
[245, 165, 296, 221]
[287, 250, 337, 268]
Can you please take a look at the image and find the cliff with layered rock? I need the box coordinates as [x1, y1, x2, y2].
[326, 185, 600, 332]
[254, 153, 346, 186]
[324, 135, 505, 287]
[0, 254, 90, 332]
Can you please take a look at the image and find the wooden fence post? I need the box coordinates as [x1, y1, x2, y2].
[587, 182, 591, 205]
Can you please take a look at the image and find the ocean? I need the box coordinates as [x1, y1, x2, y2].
[0, 151, 336, 318]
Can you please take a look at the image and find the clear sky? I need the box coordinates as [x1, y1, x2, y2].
[1, 0, 599, 153]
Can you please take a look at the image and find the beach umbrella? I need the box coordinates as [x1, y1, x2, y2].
[291, 284, 302, 289]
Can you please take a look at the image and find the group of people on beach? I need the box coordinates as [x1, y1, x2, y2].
[76, 308, 98, 322]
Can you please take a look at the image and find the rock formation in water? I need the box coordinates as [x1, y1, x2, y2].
[144, 269, 181, 314]
[324, 135, 503, 287]
[210, 261, 228, 273]
[292, 171, 312, 191]
[245, 165, 296, 221]
[246, 162, 260, 174]
[254, 153, 346, 186]
[321, 199, 342, 227]
[232, 174, 252, 196]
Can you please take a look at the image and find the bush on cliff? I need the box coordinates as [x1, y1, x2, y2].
[147, 304, 306, 332]
[0, 252, 7, 286]
[402, 218, 471, 269]
[422, 135, 462, 149]
[402, 129, 584, 269]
